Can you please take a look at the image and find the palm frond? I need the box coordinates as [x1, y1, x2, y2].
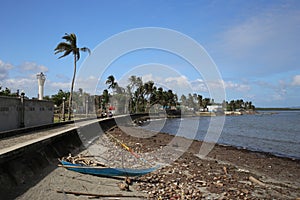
[80, 47, 91, 55]
[54, 42, 71, 53]
[58, 49, 72, 59]
[62, 33, 76, 43]
[55, 33, 90, 61]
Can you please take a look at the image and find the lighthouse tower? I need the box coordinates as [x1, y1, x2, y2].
[37, 72, 46, 100]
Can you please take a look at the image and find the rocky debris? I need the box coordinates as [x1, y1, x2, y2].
[125, 177, 133, 185]
[66, 125, 300, 199]
[135, 152, 256, 199]
[117, 181, 130, 191]
[104, 126, 300, 199]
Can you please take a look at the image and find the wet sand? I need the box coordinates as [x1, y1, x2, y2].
[16, 125, 300, 199]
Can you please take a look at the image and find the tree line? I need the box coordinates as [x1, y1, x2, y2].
[0, 86, 20, 97]
[0, 74, 255, 116]
[103, 75, 178, 114]
[100, 75, 255, 114]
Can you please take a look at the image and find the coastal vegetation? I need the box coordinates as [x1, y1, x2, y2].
[0, 86, 19, 97]
[93, 75, 256, 115]
[0, 74, 256, 117]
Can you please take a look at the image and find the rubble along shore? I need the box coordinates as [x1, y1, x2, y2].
[108, 126, 300, 199]
[16, 125, 300, 200]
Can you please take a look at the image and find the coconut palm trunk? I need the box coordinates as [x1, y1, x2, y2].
[67, 55, 77, 120]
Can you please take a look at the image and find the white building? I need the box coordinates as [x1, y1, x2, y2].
[207, 105, 223, 112]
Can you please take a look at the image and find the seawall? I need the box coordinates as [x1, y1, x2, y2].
[0, 114, 147, 199]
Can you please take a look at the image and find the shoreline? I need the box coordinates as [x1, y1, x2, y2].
[15, 125, 300, 199]
[138, 117, 299, 161]
[114, 126, 300, 199]
[135, 110, 259, 122]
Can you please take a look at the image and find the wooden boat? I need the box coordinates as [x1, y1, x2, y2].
[59, 160, 158, 177]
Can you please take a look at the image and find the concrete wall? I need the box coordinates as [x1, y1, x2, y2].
[0, 97, 19, 131]
[0, 128, 82, 199]
[0, 96, 54, 132]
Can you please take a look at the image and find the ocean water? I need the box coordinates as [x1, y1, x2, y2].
[141, 111, 300, 159]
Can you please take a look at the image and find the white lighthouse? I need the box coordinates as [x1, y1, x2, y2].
[37, 72, 46, 100]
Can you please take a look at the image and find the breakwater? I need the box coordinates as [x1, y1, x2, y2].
[0, 114, 147, 199]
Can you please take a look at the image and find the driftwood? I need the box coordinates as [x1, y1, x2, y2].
[249, 176, 266, 187]
[56, 190, 145, 198]
[60, 154, 106, 167]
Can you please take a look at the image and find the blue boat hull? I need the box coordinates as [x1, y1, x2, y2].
[60, 160, 158, 177]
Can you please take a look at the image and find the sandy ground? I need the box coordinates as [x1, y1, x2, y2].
[16, 166, 147, 200]
[16, 125, 300, 200]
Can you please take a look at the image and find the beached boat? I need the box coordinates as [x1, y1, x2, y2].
[59, 160, 158, 177]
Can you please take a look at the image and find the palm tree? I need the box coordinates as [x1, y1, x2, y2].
[144, 81, 154, 100]
[106, 75, 118, 91]
[54, 33, 91, 120]
[197, 95, 203, 109]
[128, 76, 143, 113]
[102, 89, 109, 110]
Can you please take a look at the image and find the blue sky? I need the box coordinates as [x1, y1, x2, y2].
[0, 0, 299, 107]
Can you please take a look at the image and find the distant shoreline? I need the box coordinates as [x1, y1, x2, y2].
[256, 107, 300, 111]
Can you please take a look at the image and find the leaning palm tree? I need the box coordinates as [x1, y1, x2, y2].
[106, 75, 118, 92]
[54, 33, 91, 120]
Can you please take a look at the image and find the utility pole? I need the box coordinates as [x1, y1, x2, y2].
[20, 91, 25, 128]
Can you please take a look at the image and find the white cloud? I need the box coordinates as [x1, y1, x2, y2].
[272, 93, 285, 101]
[0, 60, 14, 80]
[3, 77, 37, 95]
[292, 75, 300, 86]
[1, 76, 71, 98]
[141, 74, 154, 82]
[119, 73, 193, 92]
[19, 61, 49, 73]
[56, 73, 70, 81]
[254, 79, 288, 102]
[141, 74, 163, 84]
[198, 79, 250, 92]
[143, 75, 192, 94]
[115, 73, 251, 100]
[0, 60, 14, 70]
[0, 59, 52, 97]
[224, 81, 251, 92]
[74, 76, 99, 94]
[165, 75, 190, 88]
[48, 81, 70, 90]
[218, 5, 300, 75]
[0, 60, 39, 95]
[190, 79, 208, 92]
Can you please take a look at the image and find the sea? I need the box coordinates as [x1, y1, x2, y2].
[140, 111, 300, 160]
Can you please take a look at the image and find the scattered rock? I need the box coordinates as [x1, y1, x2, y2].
[117, 182, 129, 191]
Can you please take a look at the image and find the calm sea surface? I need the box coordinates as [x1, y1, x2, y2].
[141, 111, 300, 159]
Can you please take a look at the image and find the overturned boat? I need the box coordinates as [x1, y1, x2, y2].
[59, 160, 158, 177]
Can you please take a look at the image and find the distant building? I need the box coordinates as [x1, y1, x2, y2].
[37, 72, 46, 100]
[207, 105, 223, 112]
